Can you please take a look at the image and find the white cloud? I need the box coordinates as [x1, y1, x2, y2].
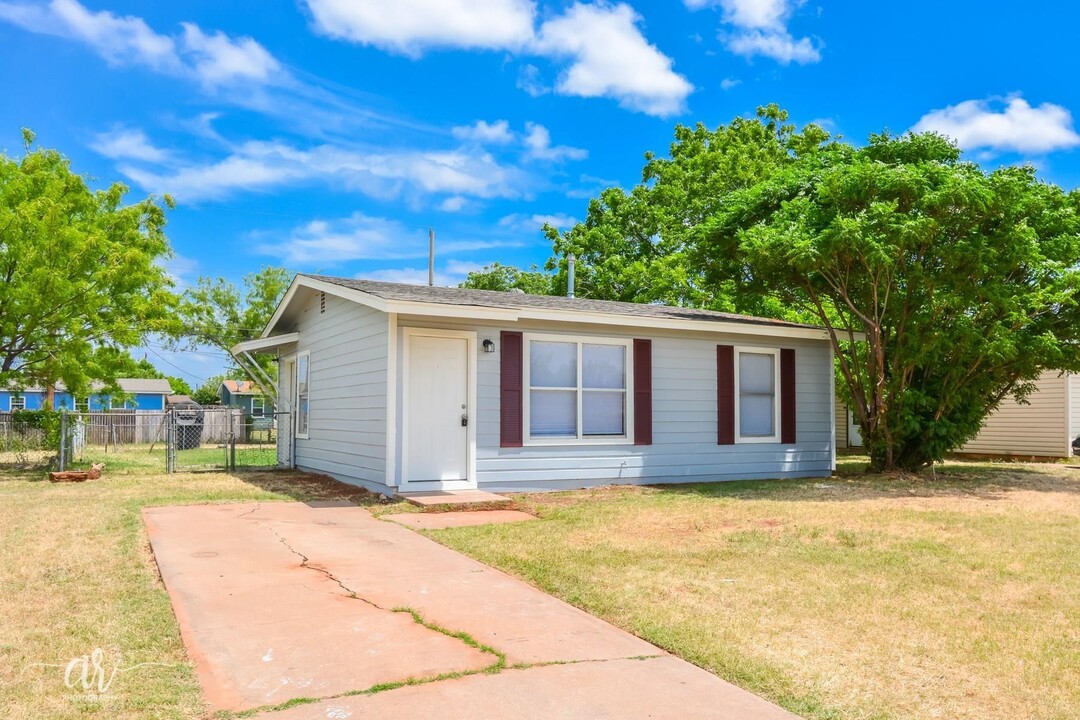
[717, 0, 790, 30]
[298, 1, 690, 117]
[523, 123, 587, 162]
[357, 260, 482, 287]
[303, 0, 536, 56]
[0, 0, 283, 87]
[255, 213, 413, 265]
[719, 77, 741, 90]
[90, 128, 170, 162]
[725, 29, 820, 64]
[911, 97, 1080, 155]
[255, 212, 522, 266]
[499, 212, 576, 232]
[119, 139, 531, 203]
[180, 23, 281, 87]
[516, 63, 548, 97]
[686, 0, 821, 65]
[452, 120, 514, 145]
[532, 3, 693, 117]
[438, 196, 469, 212]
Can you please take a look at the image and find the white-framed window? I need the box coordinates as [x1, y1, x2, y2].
[735, 347, 781, 443]
[295, 351, 310, 438]
[75, 398, 90, 412]
[10, 395, 26, 411]
[251, 396, 266, 417]
[524, 334, 633, 444]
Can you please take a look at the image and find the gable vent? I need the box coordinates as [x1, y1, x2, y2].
[320, 291, 326, 313]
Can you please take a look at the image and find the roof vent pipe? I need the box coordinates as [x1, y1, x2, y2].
[428, 227, 435, 286]
[567, 253, 576, 298]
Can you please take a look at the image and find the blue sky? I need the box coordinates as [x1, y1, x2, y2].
[3, 0, 1080, 384]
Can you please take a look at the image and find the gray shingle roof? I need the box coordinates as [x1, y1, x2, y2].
[306, 275, 820, 330]
[6, 378, 173, 394]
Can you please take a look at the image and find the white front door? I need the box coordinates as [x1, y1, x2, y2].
[848, 410, 863, 447]
[403, 331, 474, 490]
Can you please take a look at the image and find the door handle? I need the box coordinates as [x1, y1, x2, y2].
[461, 414, 468, 427]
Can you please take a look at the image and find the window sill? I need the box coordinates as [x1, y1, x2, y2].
[735, 435, 782, 444]
[523, 436, 634, 447]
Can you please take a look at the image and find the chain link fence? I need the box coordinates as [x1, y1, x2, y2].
[0, 411, 58, 470]
[39, 407, 292, 474]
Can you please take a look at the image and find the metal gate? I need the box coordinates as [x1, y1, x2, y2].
[165, 407, 289, 473]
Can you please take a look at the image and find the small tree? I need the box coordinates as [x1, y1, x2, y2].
[699, 132, 1080, 472]
[176, 266, 291, 381]
[0, 130, 177, 397]
[460, 263, 553, 294]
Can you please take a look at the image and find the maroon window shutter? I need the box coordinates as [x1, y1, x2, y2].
[780, 348, 796, 444]
[500, 331, 524, 448]
[717, 345, 735, 445]
[633, 339, 652, 445]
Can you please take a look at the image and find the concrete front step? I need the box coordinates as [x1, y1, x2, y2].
[397, 489, 511, 509]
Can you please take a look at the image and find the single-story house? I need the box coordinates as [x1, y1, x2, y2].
[835, 370, 1080, 458]
[233, 274, 841, 495]
[0, 378, 174, 412]
[218, 380, 268, 416]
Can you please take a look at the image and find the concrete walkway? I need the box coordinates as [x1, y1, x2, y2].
[144, 501, 799, 719]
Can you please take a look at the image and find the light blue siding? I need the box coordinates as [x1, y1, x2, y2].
[394, 318, 834, 492]
[285, 291, 389, 492]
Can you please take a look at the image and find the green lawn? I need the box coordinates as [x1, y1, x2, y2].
[425, 457, 1080, 720]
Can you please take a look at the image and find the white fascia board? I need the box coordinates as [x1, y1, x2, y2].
[260, 276, 392, 338]
[382, 299, 832, 340]
[231, 332, 300, 355]
[384, 300, 520, 323]
[515, 307, 832, 340]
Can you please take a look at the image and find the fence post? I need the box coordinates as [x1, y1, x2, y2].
[58, 409, 67, 471]
[230, 410, 236, 471]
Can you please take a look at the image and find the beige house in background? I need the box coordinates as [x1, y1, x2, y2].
[836, 371, 1080, 458]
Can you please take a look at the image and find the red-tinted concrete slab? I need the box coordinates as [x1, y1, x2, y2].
[240, 502, 658, 665]
[143, 503, 492, 713]
[145, 500, 799, 720]
[382, 509, 535, 529]
[260, 656, 801, 720]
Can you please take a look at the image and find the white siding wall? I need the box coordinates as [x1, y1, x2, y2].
[960, 371, 1070, 457]
[395, 317, 834, 492]
[287, 293, 389, 490]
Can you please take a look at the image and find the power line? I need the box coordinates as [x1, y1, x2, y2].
[144, 347, 210, 384]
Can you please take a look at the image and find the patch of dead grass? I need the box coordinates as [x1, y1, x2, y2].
[0, 467, 408, 720]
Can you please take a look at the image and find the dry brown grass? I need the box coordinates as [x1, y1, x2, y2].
[0, 467, 404, 720]
[428, 459, 1080, 720]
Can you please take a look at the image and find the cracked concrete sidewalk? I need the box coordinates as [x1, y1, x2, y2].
[143, 501, 799, 719]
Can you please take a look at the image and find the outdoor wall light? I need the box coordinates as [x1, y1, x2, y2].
[482, 338, 496, 353]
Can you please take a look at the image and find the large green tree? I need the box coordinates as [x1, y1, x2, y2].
[176, 266, 291, 380]
[0, 130, 177, 397]
[698, 132, 1080, 472]
[542, 105, 829, 316]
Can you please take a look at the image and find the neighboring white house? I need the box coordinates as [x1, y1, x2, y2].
[233, 274, 841, 495]
[836, 370, 1080, 458]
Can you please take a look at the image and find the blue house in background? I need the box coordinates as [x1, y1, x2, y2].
[1, 378, 173, 412]
[218, 379, 267, 416]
